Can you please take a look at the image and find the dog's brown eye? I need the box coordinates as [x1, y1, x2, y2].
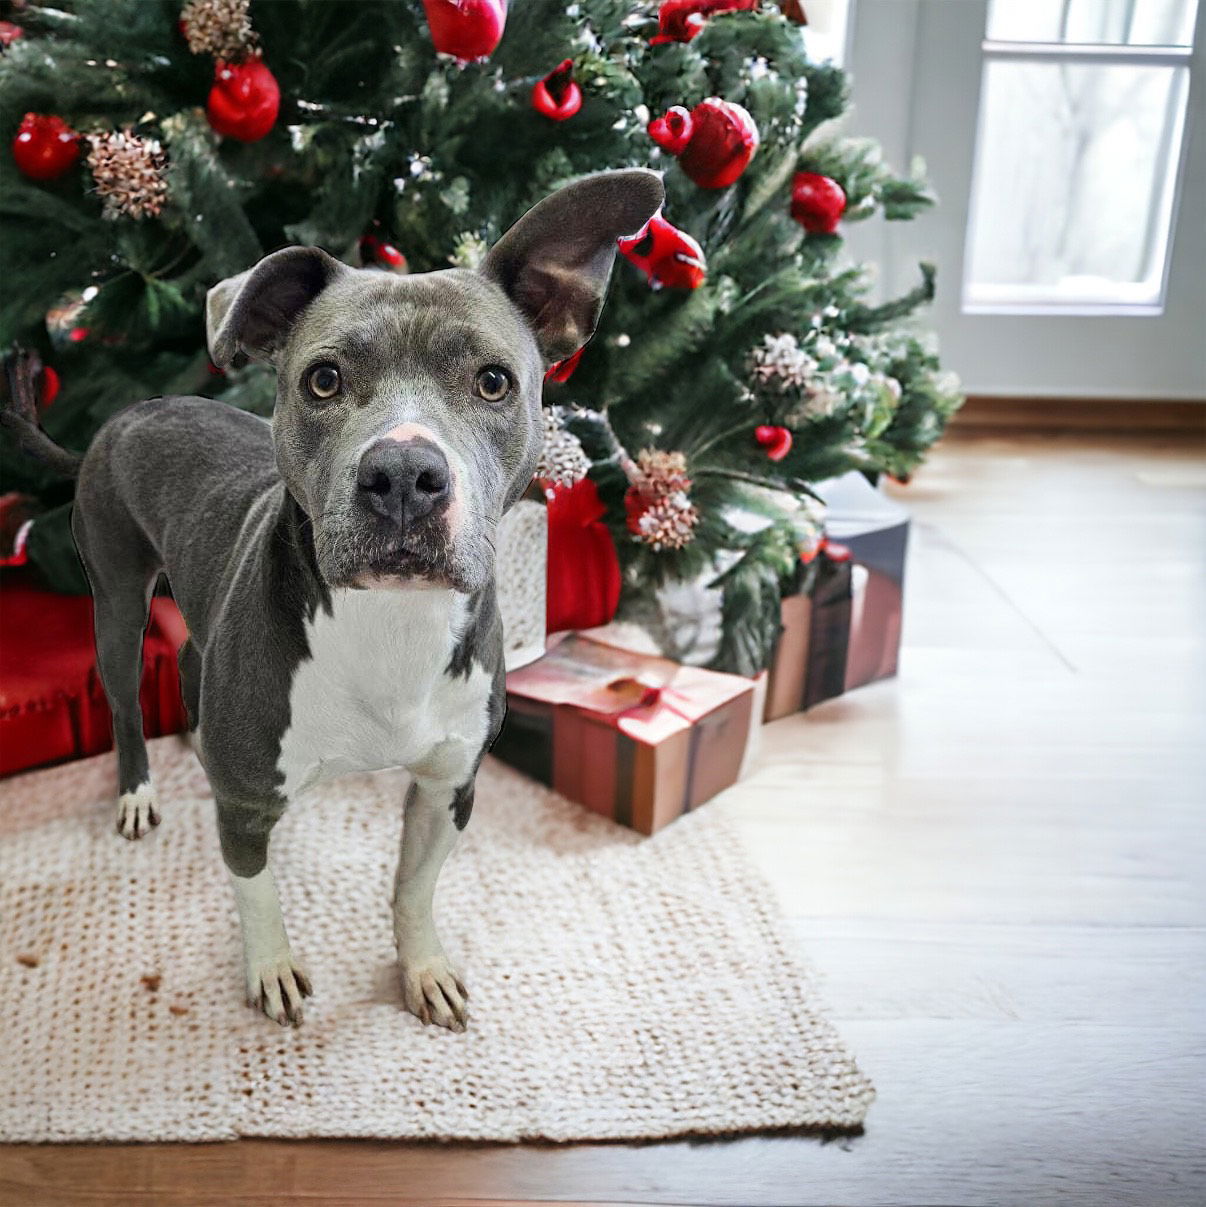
[305, 364, 341, 400]
[474, 365, 511, 403]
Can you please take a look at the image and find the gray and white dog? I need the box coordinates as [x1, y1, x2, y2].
[3, 169, 663, 1029]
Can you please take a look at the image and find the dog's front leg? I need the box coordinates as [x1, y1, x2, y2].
[218, 798, 312, 1027]
[392, 777, 471, 1031]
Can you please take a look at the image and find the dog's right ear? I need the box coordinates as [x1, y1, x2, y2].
[206, 246, 346, 369]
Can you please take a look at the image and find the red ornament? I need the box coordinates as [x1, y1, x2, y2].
[11, 114, 80, 181]
[423, 0, 507, 61]
[623, 485, 650, 535]
[532, 59, 582, 122]
[0, 20, 24, 47]
[206, 57, 280, 143]
[38, 366, 60, 409]
[651, 0, 757, 45]
[358, 233, 409, 273]
[790, 171, 847, 235]
[650, 98, 758, 189]
[754, 424, 793, 462]
[545, 345, 584, 383]
[647, 106, 694, 155]
[618, 212, 707, 290]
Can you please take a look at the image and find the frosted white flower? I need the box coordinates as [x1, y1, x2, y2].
[750, 333, 817, 390]
[849, 362, 871, 386]
[535, 408, 591, 487]
[449, 232, 488, 270]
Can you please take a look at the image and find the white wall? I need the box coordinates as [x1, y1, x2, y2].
[843, 0, 1206, 399]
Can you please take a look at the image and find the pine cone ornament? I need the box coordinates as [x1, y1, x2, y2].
[180, 0, 257, 61]
[624, 448, 699, 550]
[535, 407, 591, 488]
[626, 491, 699, 551]
[86, 132, 168, 220]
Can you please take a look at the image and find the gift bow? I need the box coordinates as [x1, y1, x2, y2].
[602, 675, 695, 724]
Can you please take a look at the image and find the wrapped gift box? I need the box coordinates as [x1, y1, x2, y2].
[493, 635, 755, 834]
[0, 575, 189, 777]
[763, 471, 908, 720]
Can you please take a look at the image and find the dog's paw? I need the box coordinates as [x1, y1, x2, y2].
[116, 783, 160, 840]
[400, 954, 468, 1032]
[246, 954, 313, 1027]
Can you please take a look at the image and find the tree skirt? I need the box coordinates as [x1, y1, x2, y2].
[0, 737, 873, 1143]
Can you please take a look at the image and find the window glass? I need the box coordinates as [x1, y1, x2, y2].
[964, 60, 1190, 309]
[987, 0, 1198, 46]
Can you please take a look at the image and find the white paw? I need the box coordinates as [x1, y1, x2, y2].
[245, 953, 313, 1027]
[116, 783, 160, 840]
[400, 953, 469, 1032]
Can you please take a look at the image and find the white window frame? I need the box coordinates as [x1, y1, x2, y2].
[962, 30, 1197, 318]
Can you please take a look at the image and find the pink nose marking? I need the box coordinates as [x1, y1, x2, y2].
[383, 421, 437, 445]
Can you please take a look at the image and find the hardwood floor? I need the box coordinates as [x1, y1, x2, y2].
[2, 431, 1204, 1207]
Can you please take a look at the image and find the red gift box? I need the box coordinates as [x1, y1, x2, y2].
[0, 576, 189, 777]
[494, 635, 754, 834]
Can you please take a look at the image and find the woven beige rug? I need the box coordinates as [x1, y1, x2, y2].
[0, 736, 873, 1143]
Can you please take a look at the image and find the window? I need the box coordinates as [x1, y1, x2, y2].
[963, 0, 1198, 315]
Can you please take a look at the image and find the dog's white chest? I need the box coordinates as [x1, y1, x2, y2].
[276, 589, 492, 796]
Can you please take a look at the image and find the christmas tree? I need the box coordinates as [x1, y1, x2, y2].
[0, 0, 962, 673]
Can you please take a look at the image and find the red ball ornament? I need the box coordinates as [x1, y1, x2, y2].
[790, 171, 847, 235]
[651, 0, 757, 45]
[545, 344, 584, 383]
[423, 0, 507, 61]
[38, 366, 60, 409]
[358, 233, 409, 273]
[754, 424, 793, 462]
[650, 98, 758, 189]
[618, 212, 707, 291]
[0, 20, 24, 46]
[12, 114, 80, 181]
[206, 57, 280, 143]
[532, 59, 582, 122]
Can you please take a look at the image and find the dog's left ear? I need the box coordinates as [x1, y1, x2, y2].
[481, 169, 664, 363]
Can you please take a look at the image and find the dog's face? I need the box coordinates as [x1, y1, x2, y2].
[206, 170, 663, 593]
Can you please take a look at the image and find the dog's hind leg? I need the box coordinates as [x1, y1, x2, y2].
[73, 508, 162, 839]
[392, 776, 472, 1032]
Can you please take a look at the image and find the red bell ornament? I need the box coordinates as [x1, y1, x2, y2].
[651, 0, 757, 45]
[790, 171, 847, 235]
[754, 424, 793, 462]
[39, 366, 60, 409]
[648, 106, 694, 155]
[358, 233, 408, 273]
[207, 57, 280, 142]
[0, 20, 24, 46]
[424, 0, 507, 61]
[12, 114, 80, 181]
[618, 213, 707, 290]
[532, 59, 582, 122]
[545, 345, 584, 383]
[650, 98, 758, 189]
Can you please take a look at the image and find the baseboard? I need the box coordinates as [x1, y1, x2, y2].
[950, 395, 1206, 436]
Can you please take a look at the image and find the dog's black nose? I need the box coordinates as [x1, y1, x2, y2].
[356, 438, 451, 526]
